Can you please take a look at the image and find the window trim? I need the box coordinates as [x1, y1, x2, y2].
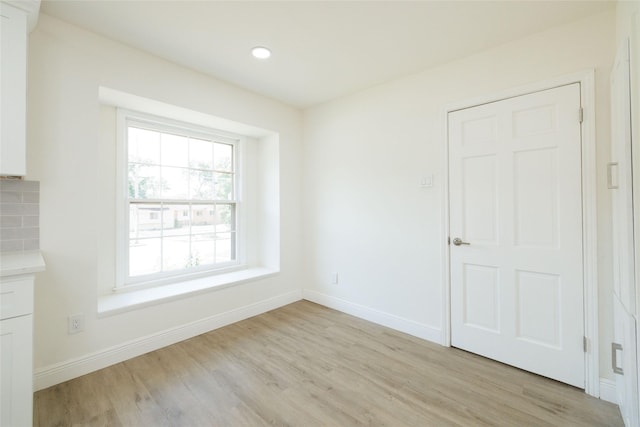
[115, 108, 247, 291]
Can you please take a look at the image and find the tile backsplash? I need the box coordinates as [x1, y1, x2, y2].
[0, 180, 39, 252]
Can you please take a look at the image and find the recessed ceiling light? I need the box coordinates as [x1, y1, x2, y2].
[252, 46, 271, 59]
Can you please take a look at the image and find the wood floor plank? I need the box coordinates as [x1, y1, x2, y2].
[34, 301, 622, 426]
[33, 382, 73, 427]
[101, 363, 170, 427]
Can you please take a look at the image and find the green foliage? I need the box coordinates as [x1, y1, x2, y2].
[190, 162, 213, 199]
[186, 253, 201, 268]
[128, 163, 166, 199]
[219, 204, 232, 225]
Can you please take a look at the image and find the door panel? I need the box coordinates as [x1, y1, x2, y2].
[449, 83, 584, 388]
[463, 264, 500, 332]
[515, 270, 560, 349]
[513, 148, 558, 248]
[462, 155, 498, 244]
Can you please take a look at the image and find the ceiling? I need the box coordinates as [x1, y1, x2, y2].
[40, 1, 615, 108]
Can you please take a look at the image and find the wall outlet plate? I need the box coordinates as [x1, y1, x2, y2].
[68, 314, 85, 334]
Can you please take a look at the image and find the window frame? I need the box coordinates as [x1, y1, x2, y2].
[115, 109, 246, 290]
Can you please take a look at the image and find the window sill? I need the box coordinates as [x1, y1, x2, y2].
[98, 267, 278, 317]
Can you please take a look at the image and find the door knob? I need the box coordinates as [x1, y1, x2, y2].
[452, 238, 470, 246]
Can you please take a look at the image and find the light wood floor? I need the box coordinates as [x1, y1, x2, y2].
[34, 301, 622, 426]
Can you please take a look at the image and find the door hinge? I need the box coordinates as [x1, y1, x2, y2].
[583, 336, 589, 353]
[612, 342, 624, 375]
[579, 107, 584, 123]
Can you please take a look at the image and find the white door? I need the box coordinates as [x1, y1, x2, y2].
[611, 37, 639, 427]
[611, 38, 636, 315]
[449, 83, 584, 388]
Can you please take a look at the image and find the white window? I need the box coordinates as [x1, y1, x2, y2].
[117, 110, 242, 287]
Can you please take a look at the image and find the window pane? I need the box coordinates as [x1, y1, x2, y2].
[174, 204, 191, 229]
[191, 233, 215, 266]
[161, 167, 189, 199]
[189, 138, 213, 169]
[161, 133, 189, 167]
[215, 204, 235, 232]
[190, 170, 213, 200]
[162, 236, 191, 271]
[129, 204, 162, 239]
[214, 172, 233, 200]
[128, 164, 161, 199]
[215, 232, 235, 263]
[214, 143, 233, 172]
[192, 204, 215, 234]
[128, 127, 160, 164]
[162, 204, 190, 237]
[129, 238, 161, 277]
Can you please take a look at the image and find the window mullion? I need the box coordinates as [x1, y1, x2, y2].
[213, 202, 218, 264]
[189, 202, 193, 266]
[160, 201, 164, 272]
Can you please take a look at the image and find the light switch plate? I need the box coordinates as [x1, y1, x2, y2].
[420, 175, 433, 188]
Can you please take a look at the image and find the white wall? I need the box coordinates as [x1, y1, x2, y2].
[27, 14, 303, 385]
[616, 1, 639, 156]
[302, 10, 617, 382]
[616, 1, 640, 47]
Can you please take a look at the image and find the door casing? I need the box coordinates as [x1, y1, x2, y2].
[441, 70, 599, 397]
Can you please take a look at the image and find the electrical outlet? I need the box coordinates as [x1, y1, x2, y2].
[68, 314, 85, 334]
[331, 272, 339, 285]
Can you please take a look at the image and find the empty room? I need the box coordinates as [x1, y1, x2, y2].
[1, 0, 639, 425]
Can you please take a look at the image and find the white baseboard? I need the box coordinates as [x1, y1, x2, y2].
[599, 378, 618, 404]
[34, 290, 302, 391]
[303, 289, 442, 344]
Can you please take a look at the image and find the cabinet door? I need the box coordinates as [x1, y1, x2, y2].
[0, 314, 33, 427]
[0, 2, 27, 176]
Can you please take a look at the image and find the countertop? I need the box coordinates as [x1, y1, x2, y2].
[0, 250, 46, 277]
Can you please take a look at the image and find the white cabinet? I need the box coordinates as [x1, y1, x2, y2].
[1, 312, 33, 427]
[0, 275, 35, 427]
[0, 251, 44, 427]
[0, 2, 28, 176]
